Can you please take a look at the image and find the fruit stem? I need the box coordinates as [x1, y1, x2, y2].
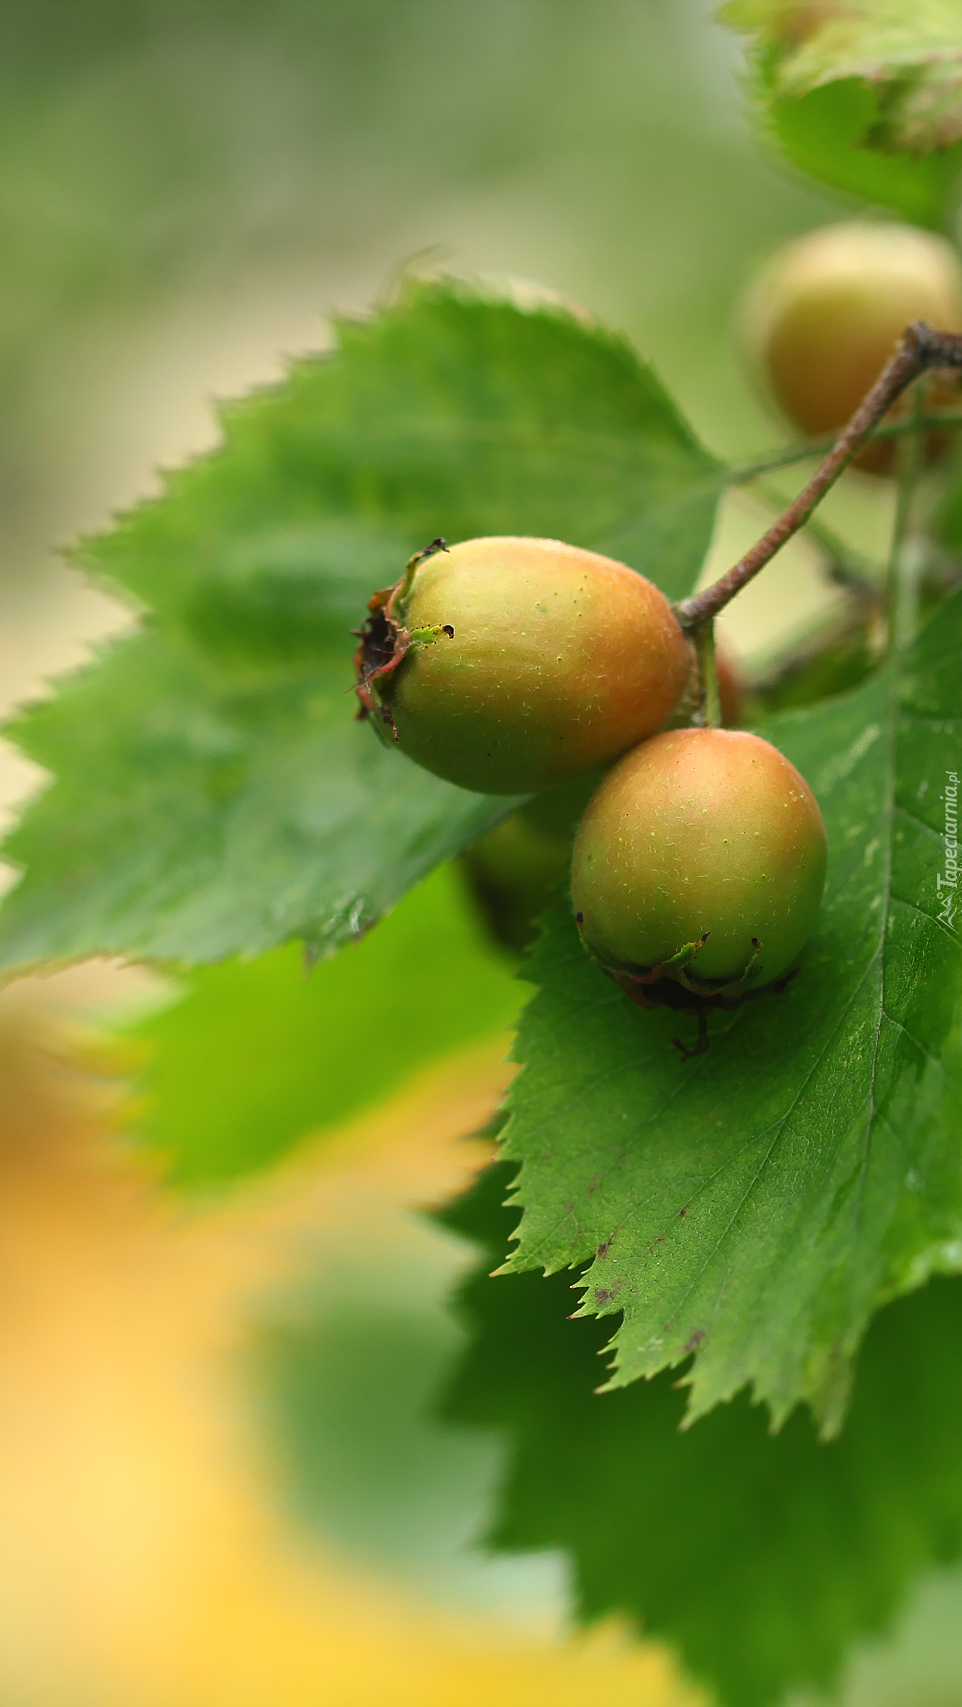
[885, 380, 924, 659]
[678, 322, 962, 630]
[692, 620, 721, 727]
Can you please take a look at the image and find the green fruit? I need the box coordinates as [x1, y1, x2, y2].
[356, 536, 690, 795]
[461, 772, 601, 953]
[571, 728, 827, 997]
[741, 221, 962, 474]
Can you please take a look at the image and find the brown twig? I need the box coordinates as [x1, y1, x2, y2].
[727, 408, 962, 485]
[677, 321, 962, 631]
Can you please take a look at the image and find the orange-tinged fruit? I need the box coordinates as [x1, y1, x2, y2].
[571, 727, 827, 996]
[742, 221, 962, 473]
[361, 537, 690, 795]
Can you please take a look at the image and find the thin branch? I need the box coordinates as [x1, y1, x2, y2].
[727, 408, 962, 486]
[677, 322, 962, 631]
[751, 476, 880, 597]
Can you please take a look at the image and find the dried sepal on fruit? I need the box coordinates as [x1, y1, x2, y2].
[353, 535, 690, 795]
[571, 727, 827, 1057]
[353, 537, 453, 739]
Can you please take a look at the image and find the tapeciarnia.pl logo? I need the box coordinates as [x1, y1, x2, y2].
[937, 770, 959, 929]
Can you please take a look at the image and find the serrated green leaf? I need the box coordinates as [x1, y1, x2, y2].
[124, 863, 521, 1185]
[436, 1161, 962, 1707]
[0, 278, 721, 975]
[724, 0, 962, 115]
[720, 1, 962, 225]
[500, 588, 962, 1434]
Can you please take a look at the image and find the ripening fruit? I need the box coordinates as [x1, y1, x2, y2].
[741, 221, 962, 473]
[462, 645, 746, 954]
[356, 536, 690, 795]
[461, 639, 746, 951]
[571, 728, 827, 997]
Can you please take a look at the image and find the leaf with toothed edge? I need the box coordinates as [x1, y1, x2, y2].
[498, 585, 962, 1435]
[720, 0, 962, 227]
[123, 863, 523, 1186]
[434, 1160, 962, 1707]
[0, 276, 721, 976]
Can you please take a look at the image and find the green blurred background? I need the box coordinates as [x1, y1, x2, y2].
[0, 2, 958, 1702]
[0, 0, 838, 623]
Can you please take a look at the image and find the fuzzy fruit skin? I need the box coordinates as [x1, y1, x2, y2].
[461, 647, 744, 953]
[571, 728, 827, 990]
[381, 537, 689, 795]
[742, 222, 962, 474]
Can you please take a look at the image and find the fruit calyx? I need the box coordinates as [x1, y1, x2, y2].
[352, 537, 452, 738]
[574, 914, 800, 1059]
[574, 913, 795, 1003]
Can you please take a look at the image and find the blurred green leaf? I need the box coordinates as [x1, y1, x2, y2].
[125, 863, 521, 1184]
[934, 443, 962, 552]
[437, 1161, 962, 1707]
[0, 278, 721, 975]
[499, 589, 962, 1434]
[258, 1295, 509, 1600]
[749, 609, 881, 715]
[721, 1, 962, 225]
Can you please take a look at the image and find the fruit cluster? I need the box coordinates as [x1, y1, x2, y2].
[354, 534, 827, 1056]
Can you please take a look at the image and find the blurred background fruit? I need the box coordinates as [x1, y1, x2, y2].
[459, 772, 601, 953]
[739, 221, 962, 473]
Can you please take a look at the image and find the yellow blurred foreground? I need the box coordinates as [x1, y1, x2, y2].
[0, 981, 697, 1707]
